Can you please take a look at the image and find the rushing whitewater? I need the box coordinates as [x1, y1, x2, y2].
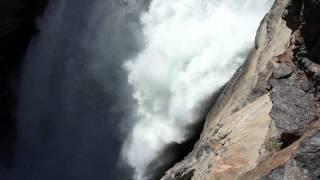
[14, 0, 273, 179]
[122, 0, 274, 179]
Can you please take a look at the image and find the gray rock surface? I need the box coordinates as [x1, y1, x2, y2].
[270, 77, 318, 135]
[261, 167, 285, 180]
[273, 63, 292, 79]
[293, 130, 320, 179]
[300, 79, 313, 92]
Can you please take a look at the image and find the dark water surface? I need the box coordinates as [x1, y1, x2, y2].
[8, 0, 147, 179]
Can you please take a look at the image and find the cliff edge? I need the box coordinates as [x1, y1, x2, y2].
[161, 0, 320, 179]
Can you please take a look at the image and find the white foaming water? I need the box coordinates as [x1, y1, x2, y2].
[122, 0, 273, 179]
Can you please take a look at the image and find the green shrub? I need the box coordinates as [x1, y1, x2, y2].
[265, 137, 283, 152]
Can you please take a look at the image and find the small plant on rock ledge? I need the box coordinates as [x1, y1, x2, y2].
[265, 137, 283, 152]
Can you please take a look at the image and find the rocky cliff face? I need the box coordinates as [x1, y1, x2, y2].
[161, 0, 320, 179]
[0, 0, 47, 163]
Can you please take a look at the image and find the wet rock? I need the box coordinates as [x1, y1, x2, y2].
[270, 78, 318, 135]
[272, 63, 292, 79]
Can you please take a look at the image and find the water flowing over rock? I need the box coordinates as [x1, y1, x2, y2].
[161, 0, 320, 179]
[121, 0, 273, 179]
[0, 0, 319, 180]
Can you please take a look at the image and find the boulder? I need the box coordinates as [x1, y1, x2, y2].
[270, 78, 318, 135]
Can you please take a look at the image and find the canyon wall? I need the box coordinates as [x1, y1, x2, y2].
[162, 0, 320, 179]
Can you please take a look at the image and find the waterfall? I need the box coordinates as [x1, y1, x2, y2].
[122, 0, 273, 179]
[14, 0, 146, 179]
[13, 0, 273, 180]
